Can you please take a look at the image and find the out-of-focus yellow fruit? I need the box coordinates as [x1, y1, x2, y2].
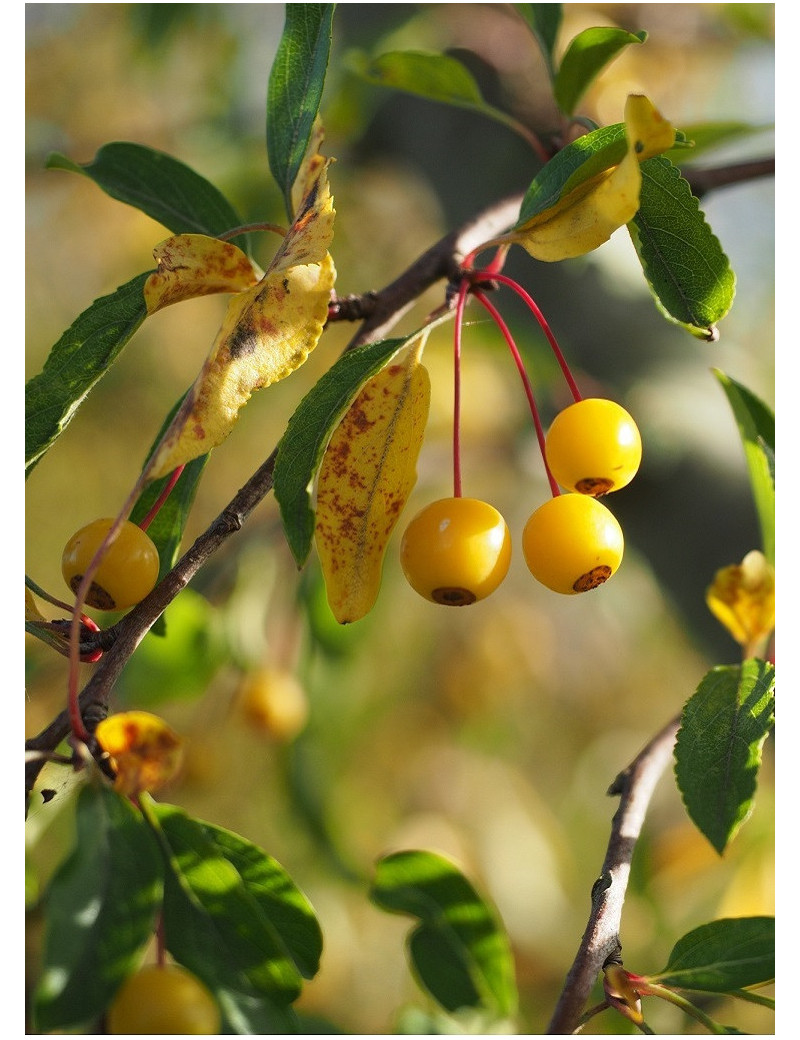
[237, 667, 309, 741]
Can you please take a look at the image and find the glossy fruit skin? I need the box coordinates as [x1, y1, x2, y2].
[106, 963, 221, 1035]
[522, 493, 623, 594]
[545, 398, 642, 495]
[62, 518, 160, 610]
[400, 497, 511, 605]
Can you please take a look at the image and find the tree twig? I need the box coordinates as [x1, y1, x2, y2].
[24, 193, 523, 803]
[545, 715, 681, 1034]
[24, 155, 773, 799]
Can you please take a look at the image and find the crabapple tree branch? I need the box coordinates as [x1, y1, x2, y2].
[545, 714, 681, 1034]
[24, 158, 770, 811]
[23, 152, 773, 797]
[24, 193, 524, 802]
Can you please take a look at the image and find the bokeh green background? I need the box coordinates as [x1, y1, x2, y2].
[26, 4, 774, 1034]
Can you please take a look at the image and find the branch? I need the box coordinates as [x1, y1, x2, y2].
[545, 715, 681, 1035]
[685, 157, 774, 197]
[24, 193, 524, 804]
[23, 152, 772, 801]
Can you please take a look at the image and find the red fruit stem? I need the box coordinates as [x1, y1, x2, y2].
[489, 273, 582, 403]
[473, 289, 561, 498]
[139, 465, 185, 531]
[452, 278, 470, 498]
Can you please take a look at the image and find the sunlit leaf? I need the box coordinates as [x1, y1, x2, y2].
[199, 821, 323, 980]
[145, 163, 335, 481]
[353, 50, 530, 141]
[274, 334, 423, 568]
[554, 27, 647, 116]
[32, 784, 163, 1033]
[96, 711, 184, 797]
[675, 660, 775, 854]
[144, 235, 263, 314]
[650, 917, 774, 992]
[666, 121, 774, 163]
[267, 3, 336, 218]
[498, 95, 675, 261]
[713, 371, 775, 563]
[370, 850, 517, 1020]
[150, 802, 306, 1032]
[706, 551, 775, 650]
[629, 157, 736, 337]
[47, 141, 249, 247]
[25, 274, 149, 476]
[315, 342, 430, 623]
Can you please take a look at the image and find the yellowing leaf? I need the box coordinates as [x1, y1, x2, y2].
[25, 587, 47, 623]
[144, 234, 263, 314]
[706, 550, 775, 651]
[506, 94, 675, 261]
[291, 119, 327, 217]
[95, 710, 184, 797]
[147, 255, 335, 479]
[145, 161, 336, 480]
[271, 157, 336, 273]
[314, 343, 431, 623]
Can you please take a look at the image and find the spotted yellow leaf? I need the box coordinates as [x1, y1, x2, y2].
[146, 161, 336, 480]
[144, 235, 263, 314]
[503, 94, 675, 261]
[706, 550, 775, 651]
[315, 341, 431, 623]
[291, 119, 327, 217]
[95, 710, 184, 797]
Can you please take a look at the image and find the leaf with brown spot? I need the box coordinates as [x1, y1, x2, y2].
[147, 254, 335, 480]
[144, 235, 263, 314]
[314, 342, 431, 623]
[144, 162, 336, 481]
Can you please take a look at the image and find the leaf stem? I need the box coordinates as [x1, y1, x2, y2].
[636, 982, 733, 1034]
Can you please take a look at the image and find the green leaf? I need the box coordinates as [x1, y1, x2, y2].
[554, 27, 647, 116]
[129, 455, 209, 583]
[274, 335, 412, 567]
[32, 784, 163, 1033]
[515, 4, 562, 77]
[47, 142, 248, 245]
[713, 371, 775, 565]
[129, 391, 210, 582]
[650, 917, 774, 992]
[515, 122, 628, 226]
[666, 121, 774, 163]
[25, 274, 149, 476]
[629, 156, 736, 337]
[674, 659, 775, 854]
[267, 3, 336, 218]
[199, 821, 323, 980]
[354, 49, 538, 146]
[150, 802, 308, 1031]
[370, 850, 517, 1020]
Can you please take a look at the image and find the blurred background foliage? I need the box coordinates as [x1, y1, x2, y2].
[26, 4, 774, 1034]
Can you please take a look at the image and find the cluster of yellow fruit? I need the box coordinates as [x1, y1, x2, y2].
[400, 398, 642, 603]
